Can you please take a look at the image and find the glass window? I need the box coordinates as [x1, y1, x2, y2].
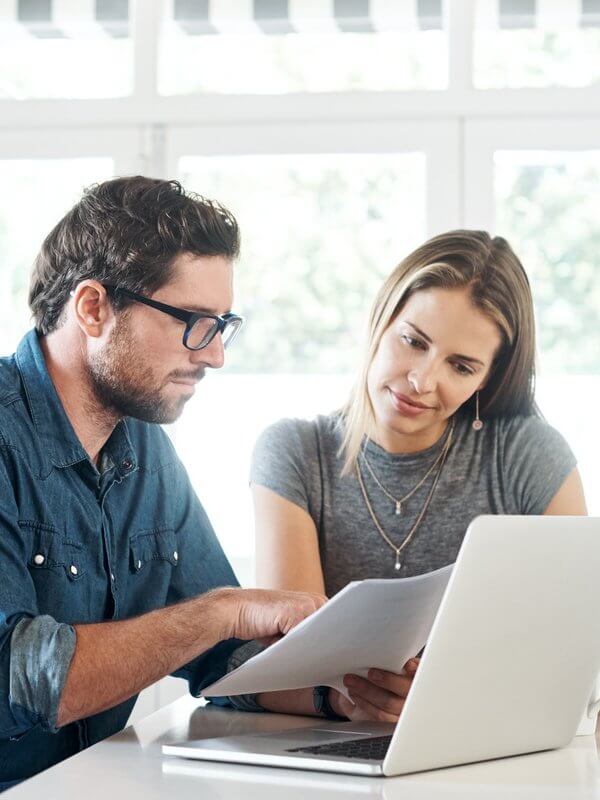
[174, 152, 427, 581]
[0, 158, 114, 353]
[0, 4, 132, 98]
[474, 1, 600, 89]
[179, 153, 426, 373]
[159, 1, 447, 94]
[495, 150, 600, 375]
[495, 149, 600, 514]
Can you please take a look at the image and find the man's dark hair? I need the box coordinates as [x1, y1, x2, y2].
[29, 176, 240, 335]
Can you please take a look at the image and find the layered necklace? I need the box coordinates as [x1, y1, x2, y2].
[356, 419, 455, 572]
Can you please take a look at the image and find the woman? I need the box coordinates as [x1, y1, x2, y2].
[249, 229, 586, 721]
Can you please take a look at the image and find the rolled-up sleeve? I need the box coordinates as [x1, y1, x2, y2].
[9, 616, 76, 733]
[0, 457, 75, 738]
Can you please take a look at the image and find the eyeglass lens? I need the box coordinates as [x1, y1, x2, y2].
[187, 316, 242, 350]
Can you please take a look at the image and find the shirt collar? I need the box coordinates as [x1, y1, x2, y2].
[15, 329, 137, 475]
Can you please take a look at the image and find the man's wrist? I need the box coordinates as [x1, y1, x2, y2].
[192, 586, 240, 642]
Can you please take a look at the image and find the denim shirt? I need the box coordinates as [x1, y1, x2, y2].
[0, 330, 241, 787]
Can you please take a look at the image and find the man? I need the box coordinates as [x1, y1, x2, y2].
[0, 176, 323, 787]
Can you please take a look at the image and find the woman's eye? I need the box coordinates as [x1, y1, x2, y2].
[453, 362, 474, 376]
[401, 335, 425, 350]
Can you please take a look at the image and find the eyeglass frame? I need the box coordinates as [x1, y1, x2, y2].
[103, 285, 244, 352]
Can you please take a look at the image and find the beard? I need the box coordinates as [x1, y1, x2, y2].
[87, 313, 204, 424]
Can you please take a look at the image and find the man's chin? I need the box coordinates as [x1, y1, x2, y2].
[112, 394, 189, 425]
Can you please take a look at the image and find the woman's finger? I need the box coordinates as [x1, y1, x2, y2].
[364, 669, 414, 697]
[348, 692, 402, 724]
[343, 675, 407, 716]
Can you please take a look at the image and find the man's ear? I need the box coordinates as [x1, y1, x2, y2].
[71, 281, 113, 338]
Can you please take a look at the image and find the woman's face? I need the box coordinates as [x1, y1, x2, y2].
[366, 286, 503, 452]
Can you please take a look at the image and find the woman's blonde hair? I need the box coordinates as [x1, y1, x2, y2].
[339, 229, 538, 474]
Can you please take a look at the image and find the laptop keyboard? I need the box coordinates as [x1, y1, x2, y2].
[287, 734, 392, 761]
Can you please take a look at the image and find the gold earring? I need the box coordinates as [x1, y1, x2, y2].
[472, 391, 483, 431]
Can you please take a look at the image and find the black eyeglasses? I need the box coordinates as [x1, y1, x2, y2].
[104, 286, 244, 352]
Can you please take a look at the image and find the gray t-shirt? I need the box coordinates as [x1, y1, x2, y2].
[250, 413, 576, 597]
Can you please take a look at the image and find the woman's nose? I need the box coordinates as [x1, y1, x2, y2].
[408, 361, 438, 395]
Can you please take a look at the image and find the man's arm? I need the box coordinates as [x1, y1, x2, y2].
[57, 587, 323, 727]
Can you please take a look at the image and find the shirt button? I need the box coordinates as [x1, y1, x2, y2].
[70, 565, 78, 576]
[34, 554, 45, 566]
[137, 560, 142, 570]
[173, 551, 178, 562]
[110, 572, 115, 582]
[122, 459, 133, 471]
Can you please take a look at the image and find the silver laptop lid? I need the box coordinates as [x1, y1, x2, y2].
[384, 515, 600, 775]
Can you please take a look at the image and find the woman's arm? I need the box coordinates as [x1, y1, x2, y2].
[543, 467, 587, 515]
[251, 482, 417, 722]
[253, 484, 326, 594]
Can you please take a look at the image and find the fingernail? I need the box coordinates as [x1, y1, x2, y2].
[370, 669, 383, 681]
[344, 676, 357, 687]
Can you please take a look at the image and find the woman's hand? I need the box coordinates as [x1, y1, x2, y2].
[329, 658, 420, 723]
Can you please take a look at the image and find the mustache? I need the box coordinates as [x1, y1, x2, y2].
[168, 369, 206, 382]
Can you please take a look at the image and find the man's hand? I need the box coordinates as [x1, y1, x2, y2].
[220, 587, 326, 644]
[329, 658, 420, 723]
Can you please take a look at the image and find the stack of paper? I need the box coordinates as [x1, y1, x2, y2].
[202, 564, 453, 698]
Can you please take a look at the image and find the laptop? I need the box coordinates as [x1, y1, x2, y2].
[163, 515, 600, 776]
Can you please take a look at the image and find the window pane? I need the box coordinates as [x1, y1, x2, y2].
[175, 153, 426, 577]
[0, 159, 114, 352]
[495, 151, 600, 375]
[495, 149, 600, 515]
[179, 153, 426, 373]
[0, 9, 132, 98]
[159, 2, 447, 95]
[474, 1, 600, 89]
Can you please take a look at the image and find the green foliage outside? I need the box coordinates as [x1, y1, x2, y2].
[180, 154, 426, 373]
[496, 154, 600, 374]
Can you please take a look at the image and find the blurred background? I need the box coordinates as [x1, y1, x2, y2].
[0, 0, 598, 717]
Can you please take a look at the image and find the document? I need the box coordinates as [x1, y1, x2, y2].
[202, 564, 453, 699]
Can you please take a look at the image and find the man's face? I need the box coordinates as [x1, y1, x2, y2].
[88, 252, 234, 424]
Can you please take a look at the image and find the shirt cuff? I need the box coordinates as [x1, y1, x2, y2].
[224, 640, 265, 713]
[9, 616, 76, 733]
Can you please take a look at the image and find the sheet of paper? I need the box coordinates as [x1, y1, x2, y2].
[202, 564, 453, 699]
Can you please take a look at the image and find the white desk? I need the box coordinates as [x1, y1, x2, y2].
[6, 696, 600, 799]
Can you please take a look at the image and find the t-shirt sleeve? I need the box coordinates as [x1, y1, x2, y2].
[250, 418, 319, 517]
[501, 416, 578, 515]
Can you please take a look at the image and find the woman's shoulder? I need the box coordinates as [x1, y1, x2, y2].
[253, 412, 342, 462]
[491, 413, 567, 441]
[486, 413, 575, 467]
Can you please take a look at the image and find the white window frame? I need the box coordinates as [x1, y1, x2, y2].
[166, 121, 462, 237]
[464, 118, 600, 231]
[0, 128, 144, 177]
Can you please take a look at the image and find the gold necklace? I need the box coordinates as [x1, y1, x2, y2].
[361, 422, 453, 515]
[356, 420, 454, 572]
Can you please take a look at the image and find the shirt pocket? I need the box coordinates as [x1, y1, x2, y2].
[22, 521, 87, 582]
[129, 526, 179, 574]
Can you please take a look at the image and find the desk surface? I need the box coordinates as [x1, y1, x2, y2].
[6, 695, 600, 799]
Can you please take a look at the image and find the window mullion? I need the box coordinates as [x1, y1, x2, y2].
[447, 0, 476, 94]
[132, 0, 161, 102]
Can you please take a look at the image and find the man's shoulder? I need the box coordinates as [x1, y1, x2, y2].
[0, 351, 24, 407]
[0, 352, 33, 441]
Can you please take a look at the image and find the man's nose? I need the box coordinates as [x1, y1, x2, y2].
[190, 333, 225, 370]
